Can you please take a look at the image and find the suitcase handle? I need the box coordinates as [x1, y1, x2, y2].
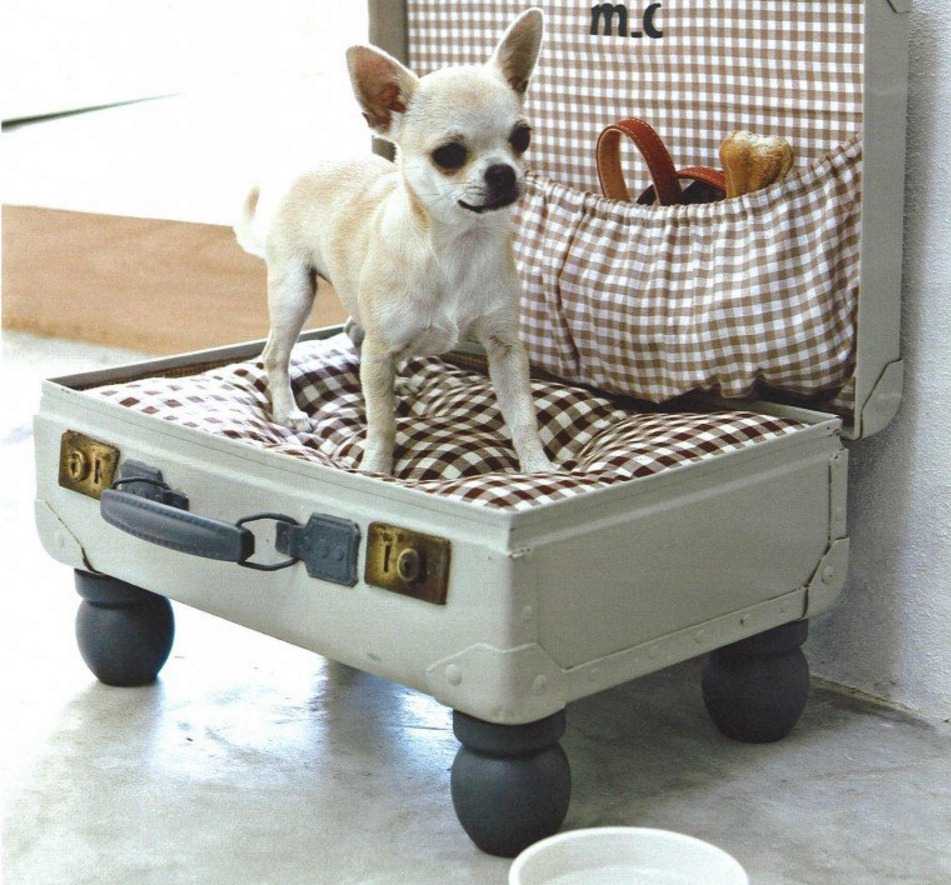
[100, 489, 297, 570]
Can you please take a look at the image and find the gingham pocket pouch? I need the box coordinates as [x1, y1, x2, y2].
[512, 136, 863, 403]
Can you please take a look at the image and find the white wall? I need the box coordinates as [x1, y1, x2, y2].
[807, 0, 951, 719]
[0, 2, 369, 224]
[1, 0, 367, 121]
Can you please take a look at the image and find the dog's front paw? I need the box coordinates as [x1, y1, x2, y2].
[359, 447, 394, 476]
[273, 407, 312, 432]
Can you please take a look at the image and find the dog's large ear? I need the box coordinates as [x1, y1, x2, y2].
[486, 8, 544, 96]
[346, 45, 419, 141]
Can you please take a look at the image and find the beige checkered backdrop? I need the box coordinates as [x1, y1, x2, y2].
[408, 0, 865, 406]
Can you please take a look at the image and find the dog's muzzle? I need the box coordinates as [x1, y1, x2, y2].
[458, 189, 520, 214]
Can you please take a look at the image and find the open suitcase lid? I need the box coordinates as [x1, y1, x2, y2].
[367, 0, 910, 440]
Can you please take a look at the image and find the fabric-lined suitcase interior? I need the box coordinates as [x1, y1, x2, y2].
[33, 0, 909, 857]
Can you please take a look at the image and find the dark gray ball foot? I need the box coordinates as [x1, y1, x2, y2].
[75, 570, 174, 686]
[702, 620, 809, 743]
[450, 709, 570, 858]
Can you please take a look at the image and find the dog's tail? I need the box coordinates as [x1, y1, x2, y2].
[233, 185, 264, 258]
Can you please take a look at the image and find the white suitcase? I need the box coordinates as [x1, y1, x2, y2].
[34, 0, 909, 857]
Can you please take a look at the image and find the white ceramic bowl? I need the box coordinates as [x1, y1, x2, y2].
[509, 827, 749, 885]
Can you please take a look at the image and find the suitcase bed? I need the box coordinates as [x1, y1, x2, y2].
[33, 0, 908, 858]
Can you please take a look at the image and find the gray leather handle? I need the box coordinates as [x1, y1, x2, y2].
[101, 489, 254, 563]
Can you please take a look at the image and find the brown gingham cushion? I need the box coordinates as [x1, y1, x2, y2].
[90, 334, 809, 511]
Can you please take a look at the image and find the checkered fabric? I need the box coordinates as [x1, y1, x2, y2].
[406, 0, 864, 410]
[407, 0, 864, 193]
[90, 334, 808, 512]
[514, 136, 863, 402]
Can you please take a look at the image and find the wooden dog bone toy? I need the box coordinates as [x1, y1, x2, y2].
[719, 131, 795, 198]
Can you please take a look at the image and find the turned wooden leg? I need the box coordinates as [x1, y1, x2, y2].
[75, 570, 174, 687]
[450, 709, 571, 857]
[702, 620, 809, 743]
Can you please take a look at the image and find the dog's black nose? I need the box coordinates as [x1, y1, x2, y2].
[485, 164, 517, 193]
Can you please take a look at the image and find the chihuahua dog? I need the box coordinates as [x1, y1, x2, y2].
[235, 9, 555, 476]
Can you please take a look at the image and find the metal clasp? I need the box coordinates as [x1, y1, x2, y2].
[59, 431, 119, 499]
[236, 513, 300, 571]
[364, 523, 451, 605]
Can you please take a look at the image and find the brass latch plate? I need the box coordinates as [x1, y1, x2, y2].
[364, 523, 451, 605]
[58, 431, 119, 499]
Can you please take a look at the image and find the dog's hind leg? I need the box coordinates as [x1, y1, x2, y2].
[262, 261, 316, 431]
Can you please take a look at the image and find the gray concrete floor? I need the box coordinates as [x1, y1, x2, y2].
[2, 332, 950, 885]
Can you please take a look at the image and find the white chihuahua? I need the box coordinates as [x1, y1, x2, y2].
[235, 8, 554, 476]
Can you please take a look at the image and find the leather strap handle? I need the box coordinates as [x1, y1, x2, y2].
[597, 118, 683, 205]
[677, 165, 727, 192]
[597, 118, 726, 205]
[101, 489, 255, 563]
[638, 167, 729, 204]
[101, 490, 300, 571]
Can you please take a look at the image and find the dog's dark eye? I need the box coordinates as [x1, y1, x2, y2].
[431, 142, 468, 170]
[509, 124, 532, 154]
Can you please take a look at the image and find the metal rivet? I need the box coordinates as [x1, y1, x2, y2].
[446, 664, 462, 686]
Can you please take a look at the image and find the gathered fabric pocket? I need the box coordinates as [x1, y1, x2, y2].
[513, 136, 862, 403]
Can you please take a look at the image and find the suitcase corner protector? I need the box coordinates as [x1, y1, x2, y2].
[425, 642, 565, 724]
